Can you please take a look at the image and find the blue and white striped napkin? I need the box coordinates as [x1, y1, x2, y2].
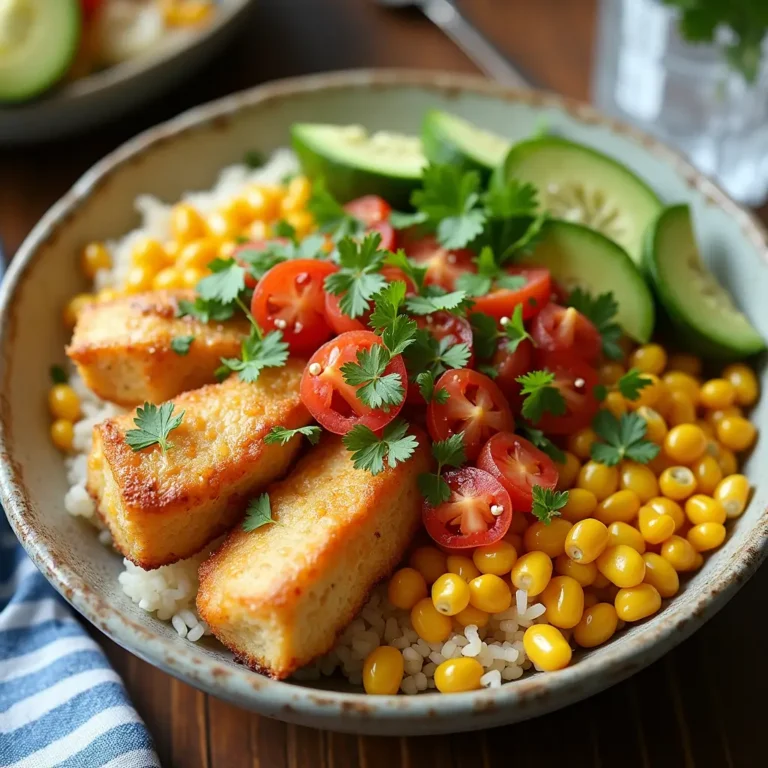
[0, 242, 160, 767]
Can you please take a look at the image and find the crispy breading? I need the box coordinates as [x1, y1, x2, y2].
[87, 362, 310, 569]
[196, 432, 429, 679]
[67, 290, 248, 406]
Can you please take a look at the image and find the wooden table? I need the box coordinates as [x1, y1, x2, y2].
[1, 1, 765, 765]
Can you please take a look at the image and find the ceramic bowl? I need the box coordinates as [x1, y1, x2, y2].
[1, 70, 767, 736]
[0, 0, 253, 144]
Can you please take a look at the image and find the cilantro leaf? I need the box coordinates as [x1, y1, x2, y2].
[411, 164, 487, 249]
[591, 411, 661, 466]
[384, 250, 428, 293]
[416, 371, 449, 404]
[236, 244, 287, 282]
[343, 419, 419, 475]
[617, 368, 653, 401]
[272, 219, 297, 240]
[455, 246, 528, 297]
[502, 304, 533, 354]
[531, 485, 569, 525]
[516, 370, 567, 424]
[470, 312, 500, 361]
[125, 402, 185, 454]
[567, 288, 624, 361]
[478, 363, 499, 378]
[382, 314, 418, 356]
[171, 335, 194, 356]
[403, 328, 471, 383]
[177, 297, 235, 324]
[323, 233, 388, 318]
[196, 258, 246, 305]
[219, 329, 289, 383]
[50, 365, 68, 385]
[418, 433, 467, 507]
[484, 179, 539, 219]
[389, 210, 429, 230]
[242, 493, 277, 532]
[368, 280, 408, 332]
[405, 290, 468, 316]
[307, 178, 362, 240]
[264, 425, 322, 446]
[340, 344, 405, 410]
[518, 423, 566, 464]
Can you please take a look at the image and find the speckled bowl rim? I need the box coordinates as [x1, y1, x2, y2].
[1, 69, 767, 733]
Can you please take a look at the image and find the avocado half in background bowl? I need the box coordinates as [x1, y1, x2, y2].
[1, 70, 767, 735]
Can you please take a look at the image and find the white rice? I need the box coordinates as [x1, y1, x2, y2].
[61, 149, 553, 687]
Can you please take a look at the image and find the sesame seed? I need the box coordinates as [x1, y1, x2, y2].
[308, 363, 322, 376]
[274, 318, 287, 329]
[490, 504, 503, 516]
[500, 317, 510, 327]
[574, 377, 585, 389]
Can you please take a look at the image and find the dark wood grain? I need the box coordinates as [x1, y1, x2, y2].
[4, 0, 766, 765]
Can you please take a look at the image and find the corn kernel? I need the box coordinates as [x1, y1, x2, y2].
[410, 597, 452, 643]
[645, 496, 685, 531]
[432, 573, 471, 616]
[409, 547, 447, 585]
[637, 505, 676, 545]
[124, 265, 155, 294]
[665, 390, 698, 427]
[568, 428, 597, 461]
[574, 602, 618, 648]
[207, 211, 240, 240]
[685, 494, 726, 525]
[660, 535, 698, 571]
[606, 521, 646, 553]
[630, 343, 667, 375]
[81, 242, 111, 278]
[523, 518, 572, 558]
[663, 424, 708, 465]
[472, 540, 518, 576]
[505, 533, 524, 553]
[577, 461, 619, 501]
[627, 374, 665, 410]
[642, 552, 679, 597]
[523, 625, 572, 671]
[387, 567, 427, 610]
[714, 474, 750, 519]
[446, 555, 481, 582]
[540, 575, 585, 629]
[559, 487, 597, 523]
[666, 353, 702, 377]
[707, 405, 742, 428]
[177, 239, 219, 270]
[454, 604, 490, 628]
[510, 551, 552, 596]
[170, 203, 206, 244]
[700, 378, 736, 410]
[50, 419, 74, 452]
[131, 237, 168, 272]
[508, 513, 529, 535]
[662, 371, 700, 404]
[97, 289, 119, 303]
[363, 646, 403, 695]
[687, 522, 726, 552]
[555, 554, 598, 587]
[716, 445, 738, 476]
[63, 293, 95, 328]
[604, 391, 627, 419]
[615, 583, 661, 622]
[659, 466, 697, 501]
[722, 363, 759, 407]
[565, 519, 609, 564]
[690, 454, 723, 496]
[244, 185, 283, 220]
[555, 451, 580, 491]
[594, 489, 642, 526]
[619, 462, 658, 503]
[434, 657, 484, 693]
[596, 544, 646, 588]
[716, 416, 756, 452]
[583, 591, 600, 609]
[599, 361, 625, 386]
[636, 406, 668, 445]
[152, 268, 184, 291]
[468, 574, 512, 613]
[48, 384, 80, 422]
[180, 267, 207, 289]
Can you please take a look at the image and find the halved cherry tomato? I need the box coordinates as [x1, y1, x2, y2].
[406, 312, 476, 404]
[422, 467, 513, 550]
[324, 267, 416, 335]
[492, 337, 533, 409]
[344, 196, 392, 226]
[402, 234, 475, 291]
[300, 330, 407, 434]
[531, 303, 601, 364]
[477, 432, 558, 512]
[427, 369, 514, 460]
[251, 259, 338, 355]
[472, 267, 551, 322]
[533, 350, 600, 435]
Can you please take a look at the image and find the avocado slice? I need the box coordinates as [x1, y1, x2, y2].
[496, 137, 662, 265]
[290, 123, 426, 208]
[643, 204, 765, 359]
[519, 219, 655, 343]
[421, 110, 510, 180]
[0, 0, 81, 103]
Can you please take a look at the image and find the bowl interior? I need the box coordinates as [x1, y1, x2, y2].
[1, 72, 767, 735]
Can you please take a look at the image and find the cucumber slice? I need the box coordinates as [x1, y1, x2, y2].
[291, 123, 426, 208]
[0, 0, 81, 103]
[520, 220, 655, 343]
[496, 137, 662, 265]
[421, 110, 510, 179]
[643, 205, 765, 359]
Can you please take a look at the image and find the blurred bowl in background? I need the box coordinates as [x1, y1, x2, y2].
[0, 0, 254, 145]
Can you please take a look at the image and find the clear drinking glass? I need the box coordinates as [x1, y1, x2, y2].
[592, 0, 768, 206]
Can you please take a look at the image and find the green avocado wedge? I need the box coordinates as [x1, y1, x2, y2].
[643, 205, 766, 359]
[0, 0, 81, 103]
[519, 220, 655, 343]
[421, 110, 510, 180]
[290, 123, 426, 208]
[495, 137, 662, 265]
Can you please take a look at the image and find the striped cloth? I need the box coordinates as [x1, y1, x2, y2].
[0, 516, 161, 767]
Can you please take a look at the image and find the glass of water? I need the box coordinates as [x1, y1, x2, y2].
[592, 0, 768, 206]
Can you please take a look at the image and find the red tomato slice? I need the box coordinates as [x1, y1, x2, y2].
[472, 267, 551, 321]
[492, 337, 533, 409]
[533, 350, 600, 435]
[422, 467, 513, 550]
[477, 433, 559, 512]
[403, 234, 475, 291]
[370, 221, 396, 251]
[324, 267, 416, 335]
[300, 330, 407, 434]
[251, 259, 338, 355]
[427, 369, 514, 461]
[344, 196, 392, 226]
[531, 303, 601, 364]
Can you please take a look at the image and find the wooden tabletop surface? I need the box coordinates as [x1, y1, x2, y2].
[1, 1, 766, 765]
